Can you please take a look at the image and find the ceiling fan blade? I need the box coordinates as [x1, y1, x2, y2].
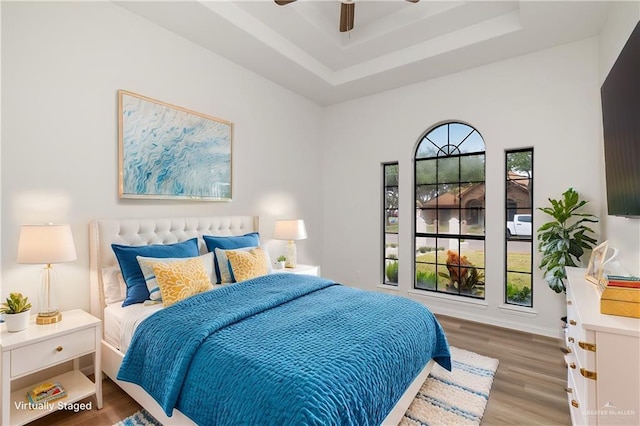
[275, 0, 297, 6]
[340, 2, 355, 32]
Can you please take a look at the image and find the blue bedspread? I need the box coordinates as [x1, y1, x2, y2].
[118, 274, 450, 425]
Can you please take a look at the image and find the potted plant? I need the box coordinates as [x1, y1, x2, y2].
[1, 292, 32, 332]
[537, 188, 598, 293]
[275, 256, 286, 270]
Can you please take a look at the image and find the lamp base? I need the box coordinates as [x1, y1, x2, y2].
[285, 240, 297, 269]
[36, 311, 62, 325]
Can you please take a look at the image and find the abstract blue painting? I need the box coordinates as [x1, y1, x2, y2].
[118, 90, 232, 200]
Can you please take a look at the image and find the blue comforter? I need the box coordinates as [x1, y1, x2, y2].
[118, 274, 450, 425]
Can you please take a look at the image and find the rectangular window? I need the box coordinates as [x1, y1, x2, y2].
[415, 154, 485, 299]
[505, 148, 533, 307]
[383, 163, 399, 286]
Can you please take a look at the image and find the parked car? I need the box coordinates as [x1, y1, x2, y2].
[507, 214, 532, 238]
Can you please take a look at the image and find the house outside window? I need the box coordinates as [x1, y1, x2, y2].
[414, 122, 486, 299]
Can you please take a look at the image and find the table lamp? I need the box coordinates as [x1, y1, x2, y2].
[17, 224, 77, 324]
[273, 219, 307, 268]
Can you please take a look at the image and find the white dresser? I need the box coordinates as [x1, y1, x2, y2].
[564, 267, 640, 426]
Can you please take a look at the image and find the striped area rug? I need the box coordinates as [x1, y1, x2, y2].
[113, 409, 161, 426]
[115, 346, 498, 426]
[401, 346, 499, 426]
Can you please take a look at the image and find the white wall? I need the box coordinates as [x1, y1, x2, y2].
[1, 2, 323, 313]
[2, 2, 636, 339]
[598, 3, 640, 275]
[322, 38, 605, 338]
[0, 2, 3, 297]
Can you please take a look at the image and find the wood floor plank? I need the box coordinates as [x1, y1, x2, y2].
[26, 314, 571, 425]
[435, 314, 571, 425]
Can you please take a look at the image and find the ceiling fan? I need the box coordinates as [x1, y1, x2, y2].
[275, 0, 420, 33]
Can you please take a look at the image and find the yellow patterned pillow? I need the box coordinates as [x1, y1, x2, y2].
[150, 257, 213, 307]
[226, 247, 270, 282]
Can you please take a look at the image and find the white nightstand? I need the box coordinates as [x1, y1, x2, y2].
[275, 264, 320, 276]
[1, 309, 102, 426]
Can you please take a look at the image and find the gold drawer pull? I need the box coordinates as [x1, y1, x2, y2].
[571, 399, 579, 408]
[565, 387, 573, 394]
[568, 337, 575, 343]
[578, 341, 596, 352]
[56, 346, 63, 352]
[580, 368, 597, 380]
[567, 300, 573, 305]
[569, 362, 576, 369]
[569, 320, 577, 326]
[565, 347, 572, 354]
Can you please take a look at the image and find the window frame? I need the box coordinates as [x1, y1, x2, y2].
[504, 148, 534, 307]
[414, 122, 486, 299]
[382, 162, 399, 286]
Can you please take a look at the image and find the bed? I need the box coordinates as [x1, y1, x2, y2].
[89, 216, 450, 425]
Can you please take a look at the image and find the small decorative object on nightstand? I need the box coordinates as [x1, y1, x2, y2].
[17, 224, 77, 325]
[274, 256, 287, 270]
[273, 219, 307, 269]
[0, 292, 32, 332]
[1, 309, 103, 425]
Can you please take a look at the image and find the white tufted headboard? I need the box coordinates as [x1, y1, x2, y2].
[89, 216, 259, 320]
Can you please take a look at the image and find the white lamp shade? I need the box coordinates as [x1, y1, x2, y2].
[17, 224, 77, 264]
[273, 219, 307, 241]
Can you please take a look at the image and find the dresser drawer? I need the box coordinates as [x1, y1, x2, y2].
[567, 369, 587, 426]
[566, 297, 596, 370]
[10, 328, 96, 378]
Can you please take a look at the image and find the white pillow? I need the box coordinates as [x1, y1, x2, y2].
[101, 265, 127, 304]
[215, 246, 273, 283]
[137, 252, 215, 302]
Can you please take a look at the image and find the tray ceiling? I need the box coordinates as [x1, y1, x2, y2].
[116, 1, 612, 105]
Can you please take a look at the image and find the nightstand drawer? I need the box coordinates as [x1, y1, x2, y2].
[10, 328, 96, 378]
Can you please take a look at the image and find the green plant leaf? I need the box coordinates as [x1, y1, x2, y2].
[537, 188, 598, 294]
[0, 292, 31, 314]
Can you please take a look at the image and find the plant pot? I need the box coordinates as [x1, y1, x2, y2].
[274, 261, 286, 270]
[4, 310, 31, 332]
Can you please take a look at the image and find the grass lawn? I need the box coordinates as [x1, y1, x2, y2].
[415, 250, 532, 303]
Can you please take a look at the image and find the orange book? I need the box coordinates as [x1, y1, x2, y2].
[607, 280, 640, 289]
[605, 274, 640, 289]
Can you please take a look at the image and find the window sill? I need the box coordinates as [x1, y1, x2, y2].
[407, 289, 489, 308]
[498, 304, 538, 317]
[377, 284, 399, 291]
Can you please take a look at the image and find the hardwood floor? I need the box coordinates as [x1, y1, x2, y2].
[27, 376, 141, 426]
[436, 314, 571, 426]
[27, 314, 571, 425]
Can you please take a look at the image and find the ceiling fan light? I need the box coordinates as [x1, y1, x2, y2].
[277, 0, 417, 33]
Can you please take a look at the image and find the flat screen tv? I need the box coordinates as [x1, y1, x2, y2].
[601, 21, 640, 217]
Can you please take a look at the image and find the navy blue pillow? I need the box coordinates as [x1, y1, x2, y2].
[112, 238, 200, 307]
[203, 232, 260, 283]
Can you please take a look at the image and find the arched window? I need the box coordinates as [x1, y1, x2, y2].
[414, 122, 486, 299]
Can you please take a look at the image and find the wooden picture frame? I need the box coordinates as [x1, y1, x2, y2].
[585, 240, 608, 285]
[118, 90, 232, 201]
